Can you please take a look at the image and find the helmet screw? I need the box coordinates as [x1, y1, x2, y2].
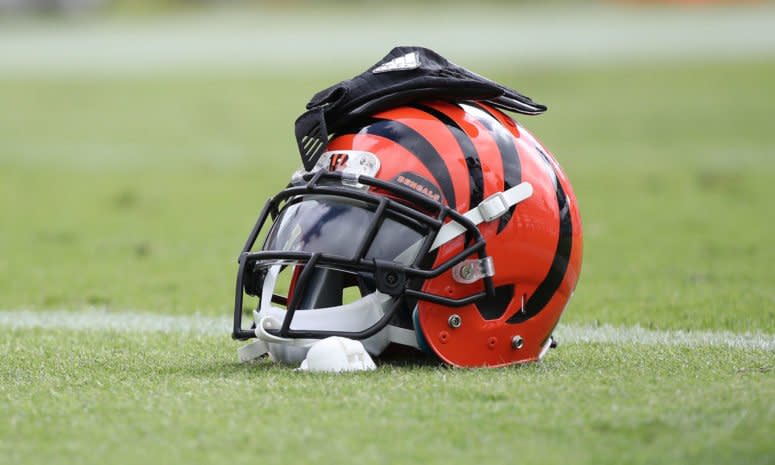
[448, 314, 462, 328]
[384, 271, 398, 286]
[459, 263, 475, 281]
[511, 335, 524, 350]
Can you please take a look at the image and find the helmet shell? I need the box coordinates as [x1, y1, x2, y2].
[327, 101, 583, 367]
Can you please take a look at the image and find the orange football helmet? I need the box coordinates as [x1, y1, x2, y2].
[233, 99, 583, 367]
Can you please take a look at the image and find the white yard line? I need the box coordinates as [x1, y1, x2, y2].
[0, 309, 227, 335]
[1, 309, 773, 351]
[558, 323, 775, 352]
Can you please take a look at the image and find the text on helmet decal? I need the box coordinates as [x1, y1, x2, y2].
[393, 172, 443, 202]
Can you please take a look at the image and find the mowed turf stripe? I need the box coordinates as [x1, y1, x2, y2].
[0, 309, 227, 335]
[1, 309, 773, 351]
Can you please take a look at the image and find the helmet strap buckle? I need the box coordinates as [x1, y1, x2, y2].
[478, 192, 510, 222]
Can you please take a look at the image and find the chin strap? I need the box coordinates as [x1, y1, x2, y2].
[392, 182, 534, 273]
[431, 181, 533, 251]
[237, 339, 269, 363]
[537, 335, 555, 361]
[254, 315, 319, 347]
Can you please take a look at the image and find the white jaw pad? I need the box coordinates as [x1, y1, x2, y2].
[255, 291, 393, 363]
[256, 291, 392, 333]
[243, 260, 419, 366]
[298, 337, 377, 373]
[237, 339, 269, 363]
[257, 263, 391, 334]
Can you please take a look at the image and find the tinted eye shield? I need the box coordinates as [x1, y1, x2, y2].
[232, 170, 496, 341]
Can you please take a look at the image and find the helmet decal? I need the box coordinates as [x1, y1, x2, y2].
[392, 172, 443, 203]
[410, 103, 485, 211]
[328, 152, 349, 171]
[316, 150, 381, 179]
[507, 146, 574, 324]
[356, 118, 457, 208]
[460, 102, 523, 233]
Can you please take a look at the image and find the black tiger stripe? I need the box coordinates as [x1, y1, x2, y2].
[460, 102, 521, 232]
[507, 146, 573, 324]
[410, 103, 484, 211]
[357, 118, 457, 208]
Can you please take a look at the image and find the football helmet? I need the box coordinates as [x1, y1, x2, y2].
[232, 100, 583, 367]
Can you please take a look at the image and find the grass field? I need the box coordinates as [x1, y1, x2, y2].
[1, 14, 775, 465]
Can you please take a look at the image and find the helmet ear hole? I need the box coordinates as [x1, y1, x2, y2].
[474, 285, 514, 320]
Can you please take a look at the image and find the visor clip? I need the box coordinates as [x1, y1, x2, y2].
[340, 170, 362, 188]
[452, 257, 495, 284]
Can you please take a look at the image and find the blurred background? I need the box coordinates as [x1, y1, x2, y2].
[1, 0, 773, 332]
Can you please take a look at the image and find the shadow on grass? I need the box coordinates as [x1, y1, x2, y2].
[148, 345, 444, 379]
[375, 345, 442, 368]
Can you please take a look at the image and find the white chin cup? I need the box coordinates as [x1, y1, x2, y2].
[298, 337, 376, 373]
[254, 314, 318, 364]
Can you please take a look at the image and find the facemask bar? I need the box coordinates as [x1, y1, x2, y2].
[232, 169, 495, 341]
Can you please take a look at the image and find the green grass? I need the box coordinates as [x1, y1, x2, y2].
[1, 60, 774, 464]
[1, 330, 772, 465]
[1, 62, 773, 331]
